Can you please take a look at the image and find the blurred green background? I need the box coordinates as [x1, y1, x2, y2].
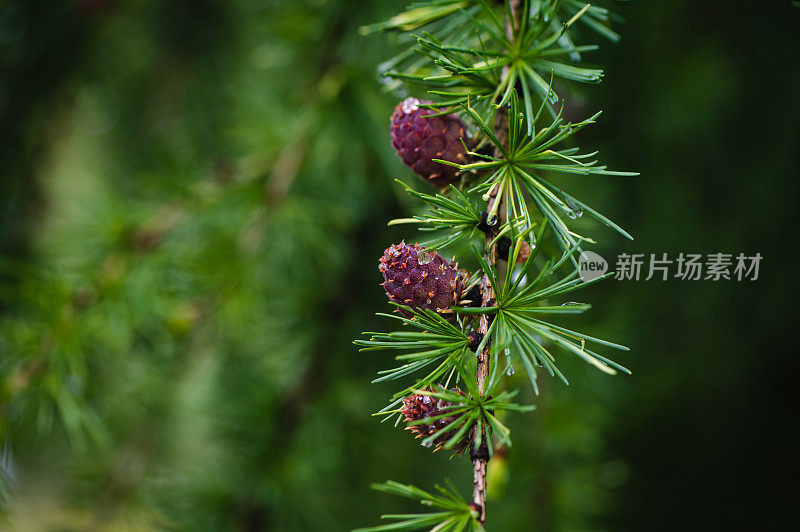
[1, 0, 798, 530]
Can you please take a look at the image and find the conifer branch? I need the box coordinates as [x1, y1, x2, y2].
[470, 2, 520, 525]
[360, 1, 633, 529]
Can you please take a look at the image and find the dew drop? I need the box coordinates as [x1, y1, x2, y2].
[400, 97, 421, 113]
[377, 59, 394, 74]
[486, 214, 498, 226]
[564, 196, 583, 219]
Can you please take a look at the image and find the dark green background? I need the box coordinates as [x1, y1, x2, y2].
[1, 0, 798, 530]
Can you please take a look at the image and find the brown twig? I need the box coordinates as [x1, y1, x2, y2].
[471, 1, 519, 527]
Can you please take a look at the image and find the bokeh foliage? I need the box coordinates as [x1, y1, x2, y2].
[1, 0, 798, 531]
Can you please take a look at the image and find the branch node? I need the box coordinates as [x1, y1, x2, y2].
[470, 441, 490, 462]
[462, 284, 483, 308]
[496, 236, 512, 260]
[467, 331, 484, 352]
[468, 502, 483, 516]
[476, 211, 498, 236]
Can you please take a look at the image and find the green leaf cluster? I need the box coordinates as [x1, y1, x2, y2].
[353, 480, 481, 532]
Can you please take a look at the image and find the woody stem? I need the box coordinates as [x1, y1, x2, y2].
[471, 2, 518, 526]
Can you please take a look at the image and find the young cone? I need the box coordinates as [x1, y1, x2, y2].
[379, 242, 462, 314]
[390, 97, 470, 186]
[400, 389, 469, 453]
